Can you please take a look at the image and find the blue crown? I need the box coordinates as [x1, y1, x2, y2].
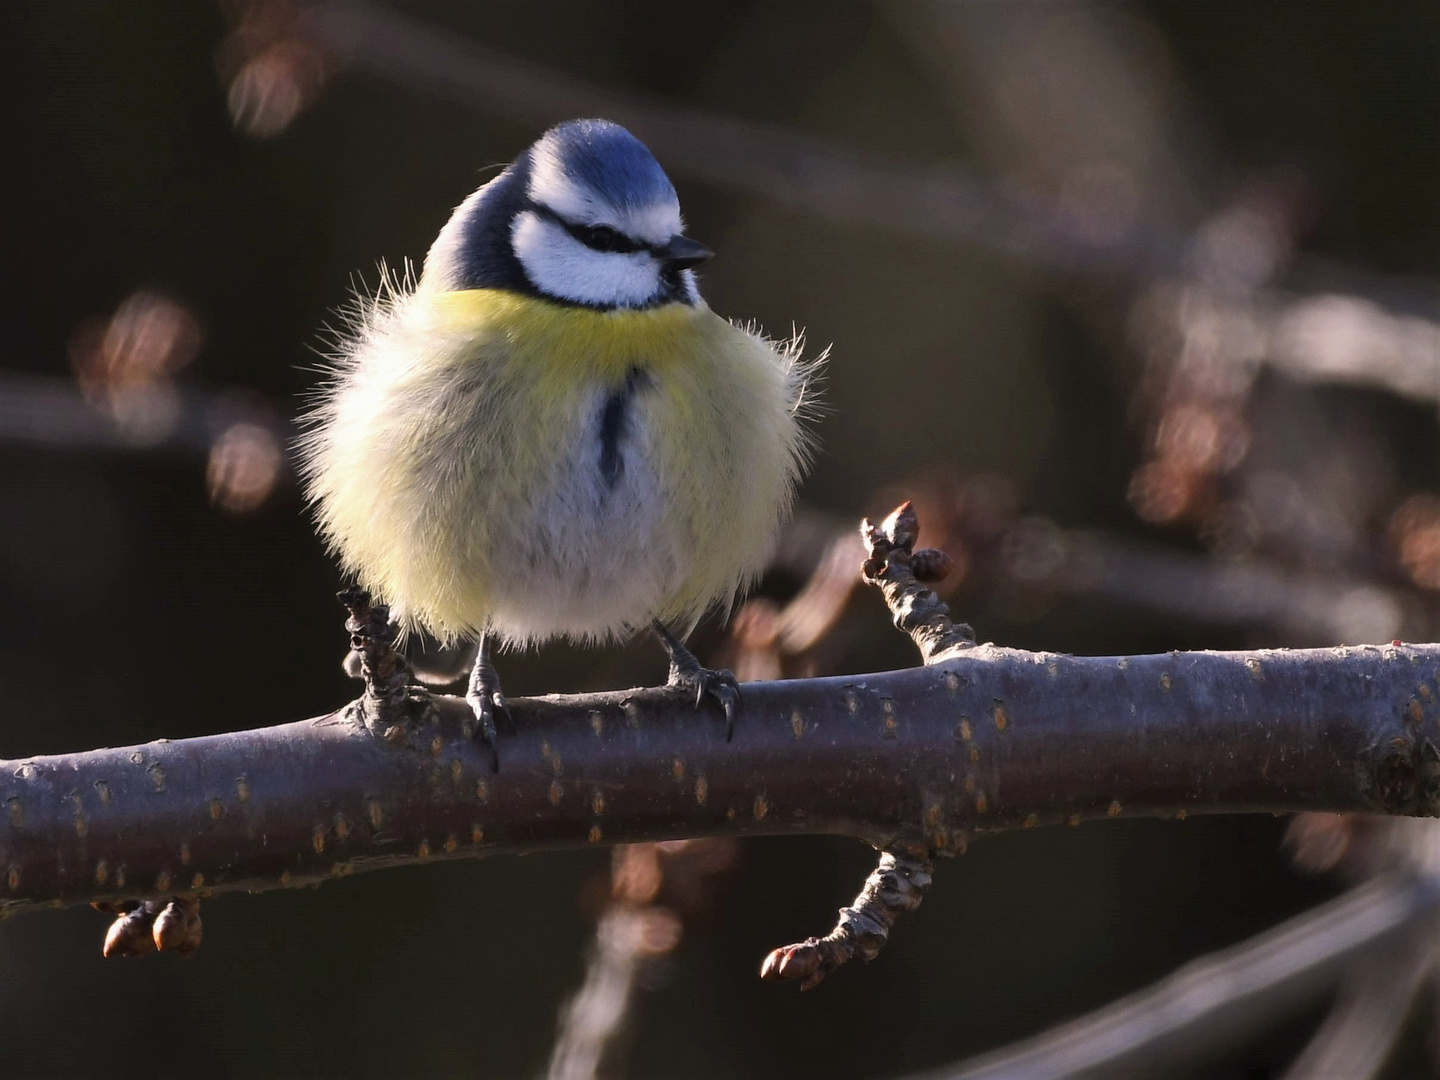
[536, 119, 677, 210]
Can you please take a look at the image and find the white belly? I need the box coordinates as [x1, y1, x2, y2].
[482, 380, 689, 644]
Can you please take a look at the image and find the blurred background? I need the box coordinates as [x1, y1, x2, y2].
[4, 1, 1440, 1077]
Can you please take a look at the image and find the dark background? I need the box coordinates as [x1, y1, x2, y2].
[4, 2, 1439, 1077]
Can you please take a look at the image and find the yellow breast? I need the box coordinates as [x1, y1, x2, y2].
[303, 286, 816, 645]
[429, 288, 703, 381]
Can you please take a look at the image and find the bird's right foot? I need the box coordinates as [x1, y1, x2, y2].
[465, 634, 511, 772]
[653, 621, 741, 740]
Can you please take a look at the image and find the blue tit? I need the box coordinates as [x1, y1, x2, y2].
[298, 118, 820, 768]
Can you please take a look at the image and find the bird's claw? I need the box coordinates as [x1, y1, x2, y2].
[465, 688, 509, 772]
[464, 635, 511, 772]
[670, 665, 741, 741]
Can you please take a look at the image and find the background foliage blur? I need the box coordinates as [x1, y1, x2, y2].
[4, 2, 1440, 1077]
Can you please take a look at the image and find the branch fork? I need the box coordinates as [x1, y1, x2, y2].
[337, 585, 434, 738]
[762, 502, 966, 988]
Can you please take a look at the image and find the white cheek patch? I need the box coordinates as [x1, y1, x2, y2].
[511, 211, 663, 308]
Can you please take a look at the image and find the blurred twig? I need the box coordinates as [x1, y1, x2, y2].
[547, 840, 735, 1080]
[1278, 931, 1434, 1080]
[900, 873, 1440, 1080]
[547, 908, 669, 1080]
[296, 0, 1190, 280]
[0, 288, 290, 513]
[0, 373, 289, 512]
[776, 485, 1427, 649]
[1005, 525, 1425, 646]
[286, 1, 1440, 334]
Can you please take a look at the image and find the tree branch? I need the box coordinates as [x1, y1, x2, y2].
[6, 502, 1440, 991]
[2, 637, 1439, 919]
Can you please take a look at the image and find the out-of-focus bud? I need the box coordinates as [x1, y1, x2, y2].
[69, 291, 202, 445]
[207, 421, 284, 513]
[1128, 459, 1205, 524]
[70, 291, 201, 391]
[1390, 495, 1440, 591]
[218, 0, 330, 139]
[629, 908, 683, 957]
[1286, 813, 1362, 875]
[1154, 403, 1249, 475]
[727, 598, 783, 683]
[611, 845, 664, 906]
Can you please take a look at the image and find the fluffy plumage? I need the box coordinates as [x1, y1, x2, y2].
[298, 120, 820, 651]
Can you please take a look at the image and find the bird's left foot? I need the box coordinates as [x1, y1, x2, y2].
[465, 634, 511, 772]
[654, 621, 741, 740]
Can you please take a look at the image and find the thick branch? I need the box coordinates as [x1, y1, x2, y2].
[3, 642, 1440, 916]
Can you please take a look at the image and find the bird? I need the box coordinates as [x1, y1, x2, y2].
[298, 118, 820, 769]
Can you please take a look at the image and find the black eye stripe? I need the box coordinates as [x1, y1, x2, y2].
[531, 205, 650, 255]
[573, 223, 644, 254]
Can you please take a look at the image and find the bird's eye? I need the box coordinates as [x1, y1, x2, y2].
[575, 225, 637, 254]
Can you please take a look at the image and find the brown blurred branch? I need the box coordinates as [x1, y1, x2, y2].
[299, 0, 1189, 281]
[297, 0, 1440, 338]
[1004, 525, 1426, 646]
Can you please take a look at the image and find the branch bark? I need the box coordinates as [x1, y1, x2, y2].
[3, 639, 1440, 918]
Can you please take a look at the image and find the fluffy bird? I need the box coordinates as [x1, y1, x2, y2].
[299, 119, 818, 767]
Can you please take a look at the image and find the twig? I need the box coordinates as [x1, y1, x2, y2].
[760, 850, 933, 990]
[860, 502, 972, 664]
[337, 586, 422, 731]
[753, 504, 955, 987]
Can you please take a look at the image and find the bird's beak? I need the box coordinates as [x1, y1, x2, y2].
[655, 235, 713, 271]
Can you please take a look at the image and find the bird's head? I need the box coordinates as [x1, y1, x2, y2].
[422, 119, 712, 310]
